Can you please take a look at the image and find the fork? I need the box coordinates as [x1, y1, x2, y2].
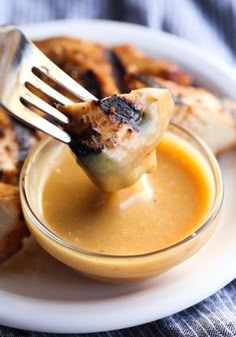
[0, 25, 98, 143]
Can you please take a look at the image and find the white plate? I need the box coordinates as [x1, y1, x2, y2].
[0, 19, 236, 334]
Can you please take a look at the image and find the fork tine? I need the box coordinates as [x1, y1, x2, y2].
[6, 102, 71, 143]
[34, 46, 98, 102]
[21, 92, 69, 124]
[27, 73, 73, 106]
[0, 27, 95, 145]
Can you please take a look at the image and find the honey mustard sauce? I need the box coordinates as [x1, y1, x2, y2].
[41, 133, 214, 256]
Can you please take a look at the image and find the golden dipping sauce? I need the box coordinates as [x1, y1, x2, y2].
[21, 124, 222, 282]
[42, 132, 214, 256]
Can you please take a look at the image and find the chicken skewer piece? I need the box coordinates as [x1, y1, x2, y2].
[0, 107, 34, 262]
[0, 182, 29, 262]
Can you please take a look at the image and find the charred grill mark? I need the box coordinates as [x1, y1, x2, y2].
[54, 60, 103, 99]
[64, 113, 105, 157]
[99, 95, 142, 127]
[132, 74, 185, 105]
[12, 121, 34, 163]
[69, 128, 104, 157]
[0, 128, 5, 138]
[79, 70, 103, 99]
[134, 74, 165, 89]
[106, 50, 127, 93]
[62, 66, 103, 99]
[65, 95, 142, 158]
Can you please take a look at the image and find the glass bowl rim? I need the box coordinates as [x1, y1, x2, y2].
[20, 123, 224, 260]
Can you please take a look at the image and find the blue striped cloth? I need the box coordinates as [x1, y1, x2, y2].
[1, 1, 236, 336]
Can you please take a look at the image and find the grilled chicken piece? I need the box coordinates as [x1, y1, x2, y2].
[126, 74, 236, 154]
[0, 108, 37, 183]
[12, 121, 38, 164]
[0, 182, 29, 262]
[0, 107, 34, 263]
[0, 108, 19, 184]
[35, 37, 119, 98]
[60, 88, 174, 191]
[112, 45, 192, 86]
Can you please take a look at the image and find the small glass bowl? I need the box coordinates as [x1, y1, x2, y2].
[20, 124, 223, 283]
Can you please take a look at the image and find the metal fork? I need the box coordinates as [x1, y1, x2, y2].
[0, 25, 98, 143]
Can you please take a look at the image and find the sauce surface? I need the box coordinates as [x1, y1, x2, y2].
[41, 133, 214, 256]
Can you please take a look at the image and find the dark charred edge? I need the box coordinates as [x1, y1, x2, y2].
[11, 120, 35, 163]
[132, 74, 185, 105]
[99, 95, 143, 128]
[106, 50, 127, 93]
[134, 74, 165, 89]
[67, 95, 142, 158]
[68, 129, 104, 157]
[0, 127, 5, 138]
[79, 70, 103, 99]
